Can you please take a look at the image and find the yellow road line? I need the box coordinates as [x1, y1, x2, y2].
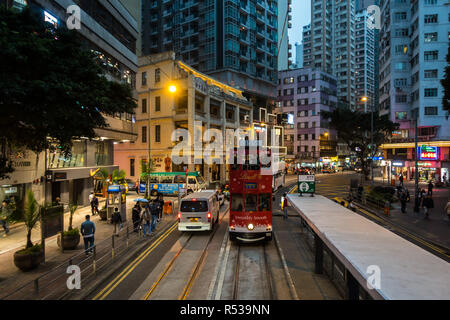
[92, 223, 178, 300]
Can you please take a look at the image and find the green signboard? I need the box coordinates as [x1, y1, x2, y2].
[298, 175, 315, 194]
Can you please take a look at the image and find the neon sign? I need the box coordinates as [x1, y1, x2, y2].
[418, 146, 438, 160]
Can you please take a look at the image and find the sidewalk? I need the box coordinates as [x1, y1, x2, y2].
[0, 193, 179, 298]
[361, 179, 450, 248]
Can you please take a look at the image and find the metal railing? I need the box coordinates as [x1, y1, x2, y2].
[1, 222, 152, 300]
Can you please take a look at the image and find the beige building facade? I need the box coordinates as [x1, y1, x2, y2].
[114, 52, 255, 185]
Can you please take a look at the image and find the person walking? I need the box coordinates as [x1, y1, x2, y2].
[111, 207, 123, 236]
[150, 200, 159, 232]
[422, 195, 434, 219]
[132, 203, 141, 233]
[444, 199, 450, 221]
[157, 194, 164, 222]
[141, 203, 152, 236]
[0, 200, 10, 237]
[399, 174, 404, 186]
[400, 191, 407, 214]
[81, 215, 95, 256]
[427, 181, 433, 196]
[92, 194, 99, 215]
[89, 192, 95, 215]
[282, 193, 288, 220]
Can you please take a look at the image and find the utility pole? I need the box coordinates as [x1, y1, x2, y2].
[414, 110, 419, 213]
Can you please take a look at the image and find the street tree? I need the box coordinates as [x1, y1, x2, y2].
[322, 106, 399, 180]
[0, 7, 136, 179]
[441, 44, 450, 118]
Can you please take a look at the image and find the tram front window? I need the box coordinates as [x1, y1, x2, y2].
[245, 194, 257, 212]
[258, 193, 271, 211]
[231, 193, 244, 211]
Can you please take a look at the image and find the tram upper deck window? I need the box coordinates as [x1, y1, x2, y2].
[245, 194, 257, 212]
[149, 176, 159, 183]
[174, 175, 186, 183]
[258, 193, 271, 212]
[231, 193, 244, 211]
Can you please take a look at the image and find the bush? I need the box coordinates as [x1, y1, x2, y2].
[63, 228, 80, 236]
[16, 244, 42, 255]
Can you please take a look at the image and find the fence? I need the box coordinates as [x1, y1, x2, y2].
[349, 188, 391, 211]
[1, 222, 153, 300]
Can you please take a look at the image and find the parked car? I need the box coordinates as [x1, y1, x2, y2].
[125, 179, 137, 192]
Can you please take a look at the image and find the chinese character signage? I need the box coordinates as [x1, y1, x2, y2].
[418, 146, 438, 160]
[298, 175, 315, 194]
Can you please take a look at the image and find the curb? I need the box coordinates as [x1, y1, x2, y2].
[66, 219, 178, 300]
[353, 202, 450, 253]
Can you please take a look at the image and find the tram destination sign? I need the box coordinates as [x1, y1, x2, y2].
[298, 175, 315, 194]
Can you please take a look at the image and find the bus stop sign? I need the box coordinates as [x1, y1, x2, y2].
[298, 175, 315, 194]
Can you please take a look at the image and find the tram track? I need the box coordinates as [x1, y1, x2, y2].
[143, 207, 229, 300]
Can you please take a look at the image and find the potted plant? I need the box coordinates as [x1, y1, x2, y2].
[13, 190, 44, 272]
[99, 205, 107, 221]
[57, 202, 80, 250]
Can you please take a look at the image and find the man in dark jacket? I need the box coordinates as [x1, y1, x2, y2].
[149, 200, 160, 232]
[422, 195, 434, 219]
[81, 215, 95, 255]
[112, 208, 122, 236]
[157, 194, 164, 222]
[92, 195, 99, 215]
[132, 203, 141, 233]
[427, 181, 433, 196]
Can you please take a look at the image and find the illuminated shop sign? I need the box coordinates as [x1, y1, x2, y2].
[44, 11, 58, 27]
[418, 146, 438, 160]
[392, 161, 404, 167]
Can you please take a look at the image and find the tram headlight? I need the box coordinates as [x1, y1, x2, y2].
[247, 223, 254, 231]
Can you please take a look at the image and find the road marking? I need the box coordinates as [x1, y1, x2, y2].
[207, 230, 229, 300]
[214, 237, 232, 300]
[92, 222, 178, 300]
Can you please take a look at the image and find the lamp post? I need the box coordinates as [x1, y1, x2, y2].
[413, 109, 419, 213]
[361, 96, 373, 185]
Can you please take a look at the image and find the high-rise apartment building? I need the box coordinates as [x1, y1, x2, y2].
[295, 42, 304, 68]
[355, 9, 376, 112]
[142, 0, 278, 99]
[276, 68, 338, 167]
[277, 0, 292, 71]
[303, 0, 356, 109]
[379, 0, 450, 182]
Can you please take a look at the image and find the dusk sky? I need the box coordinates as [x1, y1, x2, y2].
[288, 0, 311, 61]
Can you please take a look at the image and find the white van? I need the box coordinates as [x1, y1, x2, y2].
[178, 191, 220, 231]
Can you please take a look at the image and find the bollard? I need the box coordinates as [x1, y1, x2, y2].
[93, 246, 97, 274]
[111, 235, 115, 259]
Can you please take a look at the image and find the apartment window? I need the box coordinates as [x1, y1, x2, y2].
[424, 51, 438, 61]
[424, 70, 438, 79]
[155, 96, 161, 112]
[130, 159, 135, 177]
[424, 14, 438, 24]
[155, 68, 161, 83]
[394, 12, 407, 22]
[425, 107, 438, 116]
[142, 126, 147, 143]
[424, 32, 438, 43]
[424, 88, 438, 97]
[395, 95, 407, 103]
[142, 72, 147, 86]
[424, 0, 437, 4]
[395, 112, 407, 120]
[155, 125, 161, 142]
[284, 77, 294, 84]
[395, 78, 407, 87]
[142, 99, 147, 113]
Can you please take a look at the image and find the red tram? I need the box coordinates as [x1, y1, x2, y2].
[228, 146, 273, 242]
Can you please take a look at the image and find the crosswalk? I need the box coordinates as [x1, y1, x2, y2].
[315, 182, 350, 198]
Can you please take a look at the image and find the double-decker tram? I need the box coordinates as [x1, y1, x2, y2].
[228, 144, 274, 242]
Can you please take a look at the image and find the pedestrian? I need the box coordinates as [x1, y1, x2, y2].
[399, 174, 404, 186]
[89, 192, 95, 215]
[0, 200, 10, 237]
[283, 193, 288, 220]
[422, 195, 434, 219]
[81, 215, 95, 256]
[132, 203, 141, 233]
[444, 199, 450, 221]
[157, 194, 164, 222]
[92, 194, 99, 215]
[150, 200, 159, 231]
[427, 181, 433, 196]
[141, 203, 152, 236]
[400, 191, 407, 214]
[111, 207, 123, 236]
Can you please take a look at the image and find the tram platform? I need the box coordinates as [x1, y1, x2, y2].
[287, 194, 450, 300]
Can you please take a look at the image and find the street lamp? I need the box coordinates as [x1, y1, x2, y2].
[361, 96, 374, 185]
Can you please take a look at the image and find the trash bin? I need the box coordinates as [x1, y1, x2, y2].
[163, 201, 173, 215]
